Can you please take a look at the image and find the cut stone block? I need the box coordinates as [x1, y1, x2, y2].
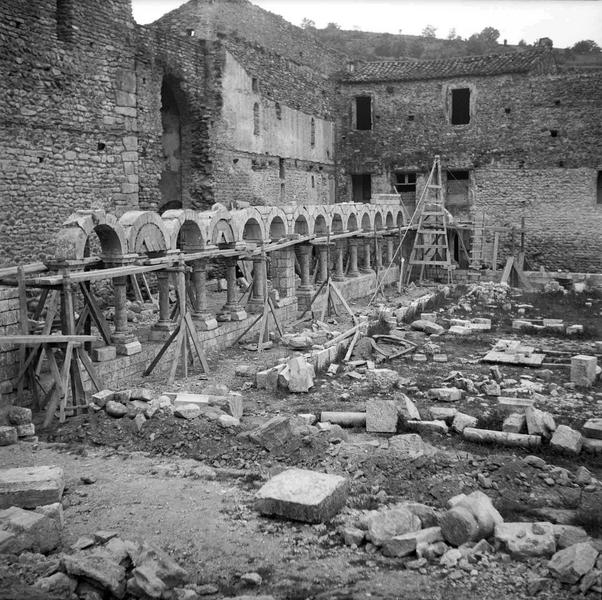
[388, 434, 436, 458]
[429, 407, 457, 424]
[105, 400, 128, 418]
[420, 312, 437, 322]
[116, 340, 142, 356]
[503, 413, 526, 434]
[92, 345, 117, 362]
[582, 418, 602, 440]
[548, 542, 599, 584]
[173, 393, 210, 408]
[16, 423, 35, 437]
[130, 388, 153, 402]
[494, 522, 556, 558]
[428, 387, 462, 402]
[0, 506, 61, 553]
[550, 425, 583, 455]
[463, 427, 541, 448]
[35, 502, 64, 528]
[366, 399, 398, 433]
[381, 526, 443, 558]
[287, 357, 314, 393]
[62, 550, 126, 598]
[448, 325, 472, 336]
[397, 394, 420, 421]
[570, 355, 597, 387]
[91, 389, 114, 408]
[255, 468, 348, 523]
[6, 407, 32, 425]
[410, 319, 444, 335]
[553, 525, 590, 549]
[174, 405, 201, 420]
[320, 412, 366, 427]
[0, 426, 17, 446]
[366, 506, 422, 546]
[249, 416, 296, 452]
[452, 412, 477, 433]
[583, 437, 602, 455]
[0, 465, 64, 509]
[497, 396, 535, 414]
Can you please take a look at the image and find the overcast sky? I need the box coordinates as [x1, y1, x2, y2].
[131, 0, 602, 48]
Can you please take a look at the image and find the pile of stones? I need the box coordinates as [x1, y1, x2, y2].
[0, 406, 37, 446]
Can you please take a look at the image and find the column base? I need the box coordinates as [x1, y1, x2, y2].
[149, 322, 176, 342]
[360, 268, 374, 274]
[246, 298, 265, 314]
[218, 306, 247, 322]
[332, 274, 345, 282]
[347, 270, 360, 278]
[193, 314, 218, 330]
[116, 340, 142, 356]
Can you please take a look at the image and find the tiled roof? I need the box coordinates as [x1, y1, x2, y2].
[342, 50, 553, 83]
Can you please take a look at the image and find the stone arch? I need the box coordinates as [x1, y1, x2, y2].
[347, 213, 358, 232]
[385, 210, 394, 229]
[230, 207, 266, 244]
[292, 207, 313, 237]
[268, 214, 287, 241]
[119, 211, 169, 256]
[397, 210, 405, 228]
[53, 210, 128, 262]
[161, 209, 206, 252]
[360, 210, 372, 232]
[314, 214, 329, 237]
[331, 212, 344, 234]
[374, 211, 383, 231]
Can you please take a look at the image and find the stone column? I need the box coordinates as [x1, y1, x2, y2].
[375, 238, 383, 270]
[218, 257, 247, 321]
[333, 241, 346, 281]
[386, 238, 395, 265]
[316, 245, 329, 284]
[348, 239, 360, 278]
[111, 276, 141, 355]
[297, 244, 313, 291]
[191, 259, 217, 330]
[248, 257, 267, 313]
[361, 239, 372, 273]
[150, 271, 175, 341]
[271, 248, 295, 299]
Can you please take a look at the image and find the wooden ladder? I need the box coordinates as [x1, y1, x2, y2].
[405, 156, 453, 284]
[470, 211, 486, 269]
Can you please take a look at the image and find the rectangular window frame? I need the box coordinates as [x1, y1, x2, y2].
[450, 87, 471, 126]
[355, 96, 373, 131]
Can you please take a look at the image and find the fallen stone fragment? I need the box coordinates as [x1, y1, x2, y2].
[494, 522, 556, 558]
[381, 526, 443, 558]
[133, 413, 146, 432]
[320, 412, 366, 427]
[570, 355, 597, 388]
[429, 407, 457, 424]
[554, 525, 590, 549]
[35, 502, 64, 528]
[174, 405, 202, 420]
[452, 412, 477, 433]
[406, 419, 448, 435]
[6, 406, 32, 425]
[428, 387, 462, 402]
[550, 425, 583, 455]
[228, 396, 244, 419]
[440, 547, 463, 568]
[548, 542, 599, 584]
[62, 549, 126, 598]
[130, 542, 189, 589]
[583, 437, 602, 454]
[16, 423, 35, 437]
[0, 465, 64, 509]
[0, 506, 61, 554]
[574, 466, 592, 485]
[397, 394, 421, 421]
[367, 368, 399, 393]
[482, 381, 501, 396]
[366, 506, 422, 546]
[502, 413, 526, 434]
[525, 406, 556, 439]
[130, 388, 153, 402]
[34, 572, 77, 596]
[366, 399, 398, 433]
[255, 468, 348, 523]
[410, 319, 444, 335]
[582, 418, 602, 440]
[497, 396, 535, 414]
[105, 400, 128, 418]
[340, 525, 365, 546]
[287, 356, 314, 393]
[463, 427, 541, 448]
[398, 502, 440, 528]
[388, 433, 436, 458]
[0, 426, 17, 446]
[217, 415, 240, 429]
[249, 416, 297, 452]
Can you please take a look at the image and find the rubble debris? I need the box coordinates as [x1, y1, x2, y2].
[406, 420, 448, 435]
[428, 387, 462, 402]
[570, 355, 598, 387]
[388, 434, 436, 458]
[547, 542, 599, 584]
[550, 424, 583, 455]
[494, 522, 556, 558]
[249, 416, 298, 452]
[0, 506, 61, 554]
[366, 368, 399, 393]
[583, 418, 602, 440]
[483, 339, 545, 366]
[381, 526, 443, 558]
[0, 466, 64, 509]
[525, 406, 556, 439]
[366, 399, 398, 433]
[462, 427, 542, 448]
[287, 356, 315, 393]
[451, 412, 478, 433]
[0, 426, 17, 446]
[410, 319, 444, 335]
[502, 413, 526, 434]
[255, 468, 348, 523]
[365, 506, 422, 546]
[320, 412, 366, 427]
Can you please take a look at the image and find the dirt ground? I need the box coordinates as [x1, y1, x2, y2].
[1, 284, 602, 599]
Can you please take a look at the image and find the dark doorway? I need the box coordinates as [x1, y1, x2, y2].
[451, 88, 470, 125]
[159, 77, 183, 209]
[355, 96, 372, 130]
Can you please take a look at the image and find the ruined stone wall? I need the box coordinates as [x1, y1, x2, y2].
[0, 289, 20, 407]
[0, 0, 140, 266]
[335, 71, 602, 271]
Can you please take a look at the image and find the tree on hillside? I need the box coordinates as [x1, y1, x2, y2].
[571, 39, 601, 54]
[536, 37, 553, 49]
[466, 26, 501, 54]
[480, 27, 500, 44]
[301, 18, 315, 30]
[422, 25, 437, 38]
[325, 22, 341, 30]
[447, 28, 461, 41]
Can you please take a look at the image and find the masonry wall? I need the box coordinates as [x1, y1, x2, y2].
[0, 290, 20, 408]
[336, 70, 602, 271]
[0, 0, 141, 266]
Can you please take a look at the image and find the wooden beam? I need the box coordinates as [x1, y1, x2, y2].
[0, 335, 96, 344]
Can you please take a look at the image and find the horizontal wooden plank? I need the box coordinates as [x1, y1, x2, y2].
[0, 334, 98, 344]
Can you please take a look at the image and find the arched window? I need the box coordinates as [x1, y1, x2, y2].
[253, 103, 260, 136]
[275, 102, 282, 120]
[310, 117, 315, 147]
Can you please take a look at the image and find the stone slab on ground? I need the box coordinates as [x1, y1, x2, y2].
[0, 506, 61, 554]
[62, 550, 126, 598]
[582, 418, 602, 440]
[366, 506, 422, 546]
[249, 416, 298, 452]
[429, 407, 457, 424]
[0, 465, 64, 509]
[381, 526, 443, 558]
[494, 522, 556, 558]
[255, 468, 348, 523]
[366, 399, 398, 433]
[428, 387, 462, 402]
[406, 419, 448, 435]
[583, 437, 602, 454]
[388, 434, 436, 458]
[287, 357, 315, 393]
[548, 542, 599, 584]
[503, 413, 526, 434]
[0, 426, 17, 446]
[452, 412, 477, 433]
[497, 397, 535, 414]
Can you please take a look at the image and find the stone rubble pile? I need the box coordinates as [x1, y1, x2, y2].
[0, 406, 37, 447]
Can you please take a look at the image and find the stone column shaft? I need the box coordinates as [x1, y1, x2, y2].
[317, 246, 329, 284]
[361, 240, 372, 273]
[386, 238, 395, 265]
[348, 239, 360, 277]
[334, 241, 345, 281]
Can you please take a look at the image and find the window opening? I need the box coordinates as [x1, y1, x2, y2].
[275, 102, 282, 120]
[394, 172, 416, 194]
[252, 78, 259, 93]
[446, 170, 470, 207]
[450, 88, 470, 125]
[56, 0, 75, 43]
[355, 96, 372, 130]
[352, 174, 372, 203]
[279, 158, 285, 179]
[253, 103, 260, 136]
[310, 118, 316, 147]
[311, 175, 315, 188]
[597, 171, 602, 205]
[186, 28, 195, 37]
